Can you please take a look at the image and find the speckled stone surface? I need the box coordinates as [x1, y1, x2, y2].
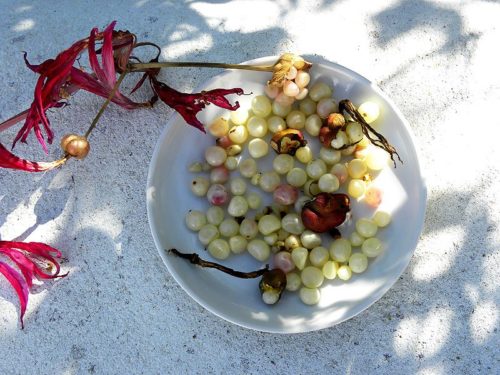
[0, 1, 499, 374]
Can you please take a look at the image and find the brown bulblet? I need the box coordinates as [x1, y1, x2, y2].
[270, 129, 307, 155]
[301, 193, 350, 233]
[319, 126, 338, 147]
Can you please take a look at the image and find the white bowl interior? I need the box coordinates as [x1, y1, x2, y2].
[147, 57, 426, 333]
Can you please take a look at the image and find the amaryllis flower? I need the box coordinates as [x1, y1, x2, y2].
[0, 143, 65, 172]
[15, 40, 88, 153]
[0, 241, 66, 328]
[11, 21, 147, 153]
[69, 21, 148, 110]
[150, 76, 244, 132]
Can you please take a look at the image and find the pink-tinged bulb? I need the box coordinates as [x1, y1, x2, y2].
[210, 166, 229, 184]
[364, 186, 382, 207]
[273, 184, 299, 205]
[265, 84, 280, 99]
[216, 135, 233, 149]
[354, 145, 370, 159]
[275, 91, 295, 106]
[286, 66, 298, 80]
[274, 251, 295, 273]
[283, 81, 300, 97]
[207, 184, 229, 206]
[331, 164, 348, 184]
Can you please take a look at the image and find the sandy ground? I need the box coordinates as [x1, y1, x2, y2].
[0, 1, 499, 374]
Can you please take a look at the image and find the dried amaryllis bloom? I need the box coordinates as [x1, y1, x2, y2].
[149, 76, 244, 132]
[69, 22, 150, 110]
[0, 143, 65, 172]
[270, 129, 307, 155]
[0, 241, 66, 328]
[268, 53, 312, 88]
[6, 21, 149, 153]
[301, 193, 350, 233]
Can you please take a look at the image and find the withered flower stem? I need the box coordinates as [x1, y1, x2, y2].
[127, 61, 275, 73]
[169, 248, 269, 279]
[339, 99, 402, 167]
[84, 71, 129, 138]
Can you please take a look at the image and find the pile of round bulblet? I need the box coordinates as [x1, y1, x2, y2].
[185, 73, 393, 306]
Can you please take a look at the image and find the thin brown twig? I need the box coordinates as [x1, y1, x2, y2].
[169, 248, 269, 278]
[339, 99, 402, 167]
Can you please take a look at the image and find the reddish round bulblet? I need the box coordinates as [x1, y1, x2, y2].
[301, 193, 350, 233]
[364, 186, 382, 208]
[216, 135, 233, 149]
[273, 184, 299, 205]
[207, 184, 229, 206]
[210, 165, 230, 184]
[274, 251, 295, 273]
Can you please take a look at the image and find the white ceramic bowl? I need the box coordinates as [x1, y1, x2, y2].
[147, 56, 427, 333]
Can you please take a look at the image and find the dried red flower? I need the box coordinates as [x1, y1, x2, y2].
[10, 21, 147, 153]
[0, 241, 66, 328]
[69, 22, 148, 110]
[0, 143, 65, 172]
[150, 76, 244, 132]
[15, 40, 87, 153]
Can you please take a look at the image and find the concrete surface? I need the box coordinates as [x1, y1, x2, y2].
[0, 0, 499, 374]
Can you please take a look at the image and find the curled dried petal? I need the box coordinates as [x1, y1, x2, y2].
[0, 143, 66, 172]
[0, 262, 29, 328]
[150, 76, 244, 132]
[0, 241, 65, 328]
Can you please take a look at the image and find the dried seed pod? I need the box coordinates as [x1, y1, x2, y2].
[270, 129, 307, 155]
[60, 134, 90, 159]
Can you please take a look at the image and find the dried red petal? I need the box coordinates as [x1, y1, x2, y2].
[0, 143, 65, 172]
[0, 262, 29, 329]
[0, 241, 65, 328]
[150, 76, 244, 132]
[71, 22, 146, 110]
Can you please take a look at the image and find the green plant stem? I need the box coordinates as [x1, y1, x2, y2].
[127, 61, 274, 73]
[84, 72, 127, 138]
